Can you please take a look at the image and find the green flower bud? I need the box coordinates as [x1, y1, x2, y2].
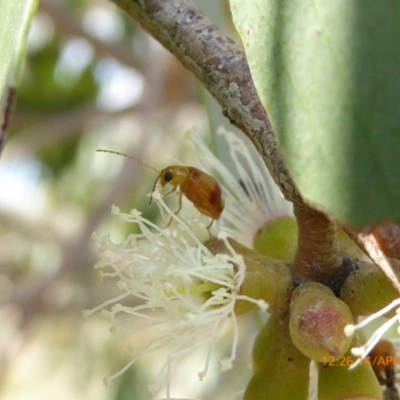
[289, 282, 354, 362]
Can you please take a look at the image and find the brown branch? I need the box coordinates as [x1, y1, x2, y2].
[294, 204, 342, 284]
[109, 0, 343, 282]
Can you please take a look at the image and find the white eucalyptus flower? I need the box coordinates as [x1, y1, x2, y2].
[83, 128, 292, 399]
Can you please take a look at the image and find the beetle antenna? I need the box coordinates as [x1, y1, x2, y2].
[96, 149, 159, 173]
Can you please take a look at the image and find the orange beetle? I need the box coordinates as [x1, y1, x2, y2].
[97, 150, 224, 229]
[151, 165, 224, 228]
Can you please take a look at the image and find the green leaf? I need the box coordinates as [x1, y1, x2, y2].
[0, 0, 38, 147]
[230, 0, 400, 228]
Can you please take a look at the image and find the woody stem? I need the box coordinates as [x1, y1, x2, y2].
[293, 203, 342, 284]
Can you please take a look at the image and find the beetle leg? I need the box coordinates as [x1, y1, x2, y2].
[206, 218, 214, 236]
[151, 183, 177, 206]
[163, 187, 178, 198]
[149, 177, 177, 204]
[165, 191, 183, 228]
[149, 175, 160, 205]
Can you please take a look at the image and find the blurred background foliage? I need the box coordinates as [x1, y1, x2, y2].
[0, 0, 258, 399]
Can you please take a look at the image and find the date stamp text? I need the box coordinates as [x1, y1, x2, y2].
[322, 356, 398, 367]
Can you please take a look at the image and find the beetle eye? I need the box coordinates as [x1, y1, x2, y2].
[164, 171, 173, 182]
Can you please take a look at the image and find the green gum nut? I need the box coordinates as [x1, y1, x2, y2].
[245, 314, 310, 400]
[253, 216, 298, 262]
[234, 255, 294, 314]
[204, 237, 294, 314]
[289, 282, 354, 362]
[252, 315, 282, 371]
[340, 261, 399, 316]
[318, 339, 381, 400]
